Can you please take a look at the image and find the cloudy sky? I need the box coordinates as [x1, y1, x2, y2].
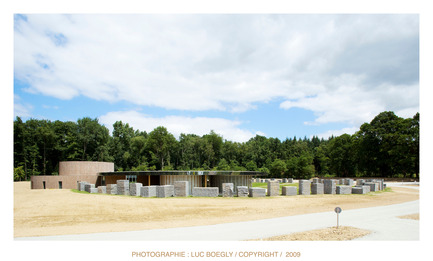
[13, 14, 419, 142]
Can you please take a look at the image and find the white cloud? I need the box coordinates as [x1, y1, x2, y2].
[14, 95, 32, 118]
[14, 14, 419, 128]
[14, 103, 32, 118]
[396, 107, 419, 119]
[280, 75, 383, 126]
[315, 127, 359, 140]
[99, 110, 261, 142]
[280, 80, 419, 128]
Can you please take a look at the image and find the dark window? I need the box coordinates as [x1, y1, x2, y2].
[59, 181, 62, 189]
[43, 181, 46, 189]
[126, 175, 137, 183]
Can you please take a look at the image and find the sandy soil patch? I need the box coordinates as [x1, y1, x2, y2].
[248, 226, 371, 241]
[398, 213, 419, 220]
[14, 182, 419, 237]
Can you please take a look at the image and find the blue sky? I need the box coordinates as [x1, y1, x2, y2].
[13, 14, 419, 142]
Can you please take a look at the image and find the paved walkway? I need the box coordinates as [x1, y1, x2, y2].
[16, 183, 419, 241]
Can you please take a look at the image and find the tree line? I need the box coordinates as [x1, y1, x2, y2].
[13, 111, 419, 181]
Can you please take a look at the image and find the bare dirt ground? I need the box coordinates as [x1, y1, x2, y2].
[248, 226, 371, 241]
[14, 182, 419, 238]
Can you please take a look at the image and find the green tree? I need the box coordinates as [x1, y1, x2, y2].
[354, 111, 419, 178]
[110, 121, 136, 170]
[37, 120, 56, 175]
[221, 140, 243, 166]
[244, 135, 271, 169]
[328, 134, 356, 177]
[27, 143, 41, 177]
[216, 158, 230, 170]
[245, 160, 258, 171]
[229, 159, 246, 171]
[313, 143, 330, 176]
[21, 119, 43, 178]
[14, 117, 27, 179]
[286, 153, 315, 179]
[130, 135, 147, 167]
[178, 134, 200, 169]
[54, 120, 81, 161]
[146, 126, 176, 170]
[297, 152, 315, 179]
[13, 110, 419, 181]
[77, 117, 109, 161]
[196, 137, 214, 169]
[270, 158, 286, 178]
[14, 166, 25, 181]
[203, 130, 223, 168]
[409, 113, 420, 177]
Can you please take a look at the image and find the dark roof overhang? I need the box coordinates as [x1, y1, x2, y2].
[99, 170, 267, 176]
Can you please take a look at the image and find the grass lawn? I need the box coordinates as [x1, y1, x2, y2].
[252, 182, 298, 194]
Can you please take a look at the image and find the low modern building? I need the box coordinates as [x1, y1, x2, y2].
[30, 161, 267, 194]
[100, 170, 266, 195]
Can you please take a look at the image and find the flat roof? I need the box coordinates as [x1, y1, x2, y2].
[99, 170, 268, 176]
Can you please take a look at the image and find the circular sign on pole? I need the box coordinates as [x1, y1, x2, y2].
[334, 207, 342, 228]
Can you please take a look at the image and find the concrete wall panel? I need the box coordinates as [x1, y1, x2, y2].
[31, 175, 100, 189]
[59, 161, 114, 176]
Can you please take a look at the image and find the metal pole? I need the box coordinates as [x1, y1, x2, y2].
[337, 213, 339, 228]
[334, 207, 342, 229]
